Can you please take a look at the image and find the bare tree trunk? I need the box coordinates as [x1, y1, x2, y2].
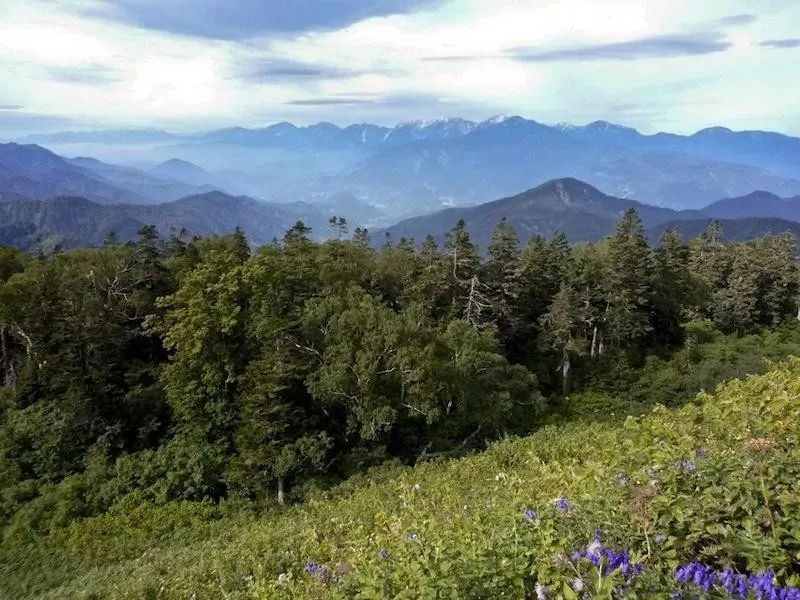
[561, 348, 570, 396]
[1, 327, 15, 388]
[590, 326, 598, 358]
[277, 476, 285, 506]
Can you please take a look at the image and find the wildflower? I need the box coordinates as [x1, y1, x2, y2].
[719, 568, 747, 598]
[586, 538, 603, 557]
[555, 497, 571, 512]
[695, 447, 709, 458]
[379, 549, 390, 560]
[523, 508, 539, 524]
[277, 573, 289, 584]
[616, 473, 630, 486]
[405, 533, 419, 541]
[675, 563, 719, 594]
[573, 578, 585, 592]
[675, 459, 697, 473]
[535, 583, 549, 599]
[654, 534, 666, 544]
[495, 473, 506, 481]
[305, 561, 321, 574]
[413, 483, 421, 491]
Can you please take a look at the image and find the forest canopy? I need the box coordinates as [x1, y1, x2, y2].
[1, 211, 799, 530]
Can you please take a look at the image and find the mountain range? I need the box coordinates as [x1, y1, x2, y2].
[5, 116, 800, 253]
[377, 178, 800, 249]
[0, 191, 335, 252]
[12, 116, 800, 218]
[3, 176, 800, 254]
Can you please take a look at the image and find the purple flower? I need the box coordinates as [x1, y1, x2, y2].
[675, 563, 800, 600]
[535, 583, 549, 599]
[720, 568, 748, 599]
[305, 561, 321, 574]
[523, 508, 540, 524]
[405, 533, 419, 541]
[654, 534, 666, 544]
[305, 561, 332, 583]
[695, 447, 709, 458]
[675, 459, 697, 473]
[555, 497, 571, 512]
[379, 549, 390, 560]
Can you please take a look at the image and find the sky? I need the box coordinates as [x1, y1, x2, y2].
[1, 0, 799, 135]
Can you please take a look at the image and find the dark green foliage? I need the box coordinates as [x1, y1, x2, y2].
[1, 210, 800, 572]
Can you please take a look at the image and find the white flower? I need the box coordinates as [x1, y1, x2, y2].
[573, 578, 585, 592]
[587, 539, 603, 556]
[535, 583, 548, 599]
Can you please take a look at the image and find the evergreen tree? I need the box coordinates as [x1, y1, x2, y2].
[604, 209, 654, 348]
[652, 228, 692, 345]
[483, 218, 521, 347]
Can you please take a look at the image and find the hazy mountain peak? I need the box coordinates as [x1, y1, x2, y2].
[266, 121, 298, 134]
[481, 114, 512, 126]
[693, 126, 734, 136]
[583, 120, 638, 133]
[309, 121, 342, 131]
[159, 157, 202, 168]
[151, 158, 208, 174]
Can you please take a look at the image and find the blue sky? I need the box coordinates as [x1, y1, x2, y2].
[1, 0, 799, 135]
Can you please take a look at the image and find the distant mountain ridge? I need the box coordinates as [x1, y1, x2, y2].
[377, 178, 800, 249]
[0, 143, 145, 204]
[700, 191, 800, 221]
[0, 191, 332, 252]
[3, 178, 800, 253]
[8, 116, 800, 227]
[646, 217, 800, 243]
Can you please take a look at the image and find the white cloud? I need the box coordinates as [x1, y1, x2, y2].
[0, 0, 798, 134]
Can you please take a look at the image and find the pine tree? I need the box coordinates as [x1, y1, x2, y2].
[652, 228, 692, 345]
[604, 209, 654, 347]
[480, 218, 521, 348]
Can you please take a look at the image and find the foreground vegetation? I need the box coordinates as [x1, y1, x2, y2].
[2, 360, 800, 598]
[2, 211, 800, 597]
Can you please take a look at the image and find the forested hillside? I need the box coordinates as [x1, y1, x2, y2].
[1, 207, 799, 518]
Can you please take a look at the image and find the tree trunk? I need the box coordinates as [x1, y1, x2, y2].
[561, 348, 570, 396]
[0, 327, 15, 388]
[590, 326, 598, 358]
[277, 476, 285, 506]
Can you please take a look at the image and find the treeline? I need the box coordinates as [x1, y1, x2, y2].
[0, 211, 799, 524]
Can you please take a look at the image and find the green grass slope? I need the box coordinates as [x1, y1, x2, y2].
[3, 361, 800, 599]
